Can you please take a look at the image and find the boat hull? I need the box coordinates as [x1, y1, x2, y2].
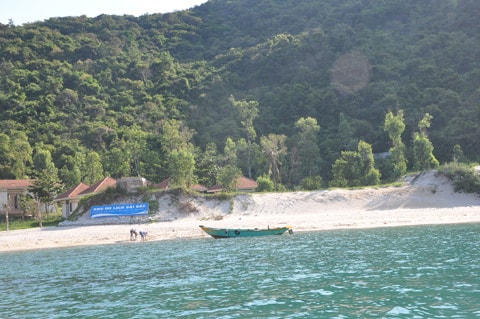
[199, 225, 292, 238]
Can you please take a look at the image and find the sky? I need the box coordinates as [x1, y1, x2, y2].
[1, 0, 208, 25]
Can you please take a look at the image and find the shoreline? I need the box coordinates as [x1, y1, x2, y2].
[2, 206, 480, 253]
[3, 171, 480, 253]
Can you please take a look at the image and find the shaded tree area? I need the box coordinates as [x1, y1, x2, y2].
[1, 0, 479, 191]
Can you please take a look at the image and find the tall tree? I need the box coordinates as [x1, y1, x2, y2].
[160, 119, 196, 184]
[124, 124, 147, 177]
[83, 151, 104, 184]
[331, 140, 380, 187]
[338, 113, 357, 151]
[293, 116, 320, 179]
[0, 133, 14, 178]
[29, 148, 61, 227]
[217, 164, 242, 193]
[261, 134, 287, 191]
[413, 113, 439, 171]
[167, 149, 195, 189]
[452, 144, 466, 164]
[9, 131, 32, 178]
[357, 140, 381, 185]
[195, 142, 221, 187]
[223, 137, 237, 166]
[384, 110, 407, 178]
[160, 119, 195, 154]
[230, 96, 259, 178]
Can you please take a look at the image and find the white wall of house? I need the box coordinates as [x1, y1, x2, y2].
[61, 199, 80, 219]
[0, 191, 8, 208]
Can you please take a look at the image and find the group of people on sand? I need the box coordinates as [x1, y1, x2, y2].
[130, 228, 147, 241]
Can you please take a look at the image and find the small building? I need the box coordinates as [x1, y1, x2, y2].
[0, 179, 35, 219]
[54, 182, 90, 219]
[55, 177, 117, 218]
[117, 177, 147, 193]
[207, 176, 258, 193]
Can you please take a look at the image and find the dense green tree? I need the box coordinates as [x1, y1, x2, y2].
[260, 134, 287, 191]
[300, 175, 323, 190]
[413, 113, 439, 171]
[256, 175, 275, 192]
[28, 157, 62, 227]
[292, 116, 321, 181]
[452, 144, 466, 164]
[83, 151, 104, 184]
[357, 140, 381, 186]
[104, 140, 131, 179]
[160, 119, 195, 154]
[331, 140, 380, 187]
[0, 133, 14, 178]
[167, 149, 195, 189]
[9, 131, 33, 178]
[123, 124, 147, 177]
[384, 110, 407, 178]
[413, 132, 439, 171]
[195, 142, 221, 187]
[217, 164, 242, 193]
[330, 150, 360, 187]
[338, 113, 357, 151]
[223, 137, 237, 166]
[230, 96, 259, 178]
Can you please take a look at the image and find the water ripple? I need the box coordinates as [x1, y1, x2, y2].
[1, 224, 479, 318]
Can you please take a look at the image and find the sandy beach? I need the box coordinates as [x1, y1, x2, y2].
[2, 171, 480, 253]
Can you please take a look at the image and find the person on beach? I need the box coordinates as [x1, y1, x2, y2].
[130, 228, 138, 241]
[139, 230, 148, 241]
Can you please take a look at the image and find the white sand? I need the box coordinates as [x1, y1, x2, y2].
[2, 171, 480, 252]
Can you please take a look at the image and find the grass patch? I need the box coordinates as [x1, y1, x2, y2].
[0, 212, 64, 231]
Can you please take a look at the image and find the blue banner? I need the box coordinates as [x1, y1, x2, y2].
[90, 203, 149, 218]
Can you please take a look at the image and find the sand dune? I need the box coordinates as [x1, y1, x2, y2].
[1, 171, 480, 252]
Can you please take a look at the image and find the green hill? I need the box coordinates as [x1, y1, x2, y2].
[0, 0, 479, 189]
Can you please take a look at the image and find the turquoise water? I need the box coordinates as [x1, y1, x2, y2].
[1, 224, 480, 318]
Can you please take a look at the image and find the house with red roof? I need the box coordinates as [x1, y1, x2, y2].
[54, 177, 117, 218]
[0, 179, 35, 219]
[207, 176, 258, 193]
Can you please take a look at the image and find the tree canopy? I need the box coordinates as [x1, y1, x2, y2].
[1, 0, 479, 190]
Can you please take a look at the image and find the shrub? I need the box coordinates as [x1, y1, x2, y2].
[256, 175, 274, 192]
[439, 163, 480, 194]
[300, 176, 323, 190]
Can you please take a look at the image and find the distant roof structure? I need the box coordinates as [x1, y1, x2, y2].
[0, 179, 35, 189]
[79, 177, 117, 196]
[236, 176, 258, 190]
[156, 177, 172, 190]
[55, 182, 90, 201]
[207, 176, 258, 193]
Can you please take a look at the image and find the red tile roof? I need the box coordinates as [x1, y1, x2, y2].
[236, 176, 258, 190]
[156, 177, 172, 190]
[78, 177, 117, 196]
[207, 176, 258, 192]
[0, 179, 35, 189]
[55, 182, 90, 201]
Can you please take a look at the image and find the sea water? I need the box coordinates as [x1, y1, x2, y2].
[1, 224, 479, 318]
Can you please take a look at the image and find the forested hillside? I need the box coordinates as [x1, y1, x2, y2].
[1, 0, 479, 191]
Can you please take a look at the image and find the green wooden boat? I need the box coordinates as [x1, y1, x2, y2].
[199, 225, 292, 239]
